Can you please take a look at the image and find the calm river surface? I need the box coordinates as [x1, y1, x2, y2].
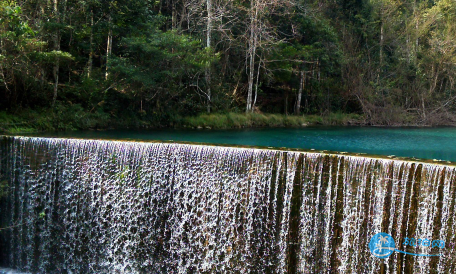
[22, 126, 456, 162]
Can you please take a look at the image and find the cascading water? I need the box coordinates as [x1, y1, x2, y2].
[0, 136, 455, 273]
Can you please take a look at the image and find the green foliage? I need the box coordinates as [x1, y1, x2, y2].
[0, 179, 8, 199]
[0, 4, 34, 37]
[114, 25, 213, 83]
[108, 16, 218, 119]
[30, 50, 74, 63]
[2, 0, 456, 127]
[0, 105, 111, 133]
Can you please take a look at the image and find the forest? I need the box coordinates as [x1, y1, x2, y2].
[1, 0, 456, 131]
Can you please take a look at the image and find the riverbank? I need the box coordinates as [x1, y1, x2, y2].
[0, 109, 364, 134]
[4, 107, 456, 134]
[180, 112, 363, 129]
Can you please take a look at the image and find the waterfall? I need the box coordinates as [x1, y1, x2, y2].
[0, 136, 455, 273]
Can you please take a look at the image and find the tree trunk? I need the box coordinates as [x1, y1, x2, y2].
[105, 15, 112, 80]
[253, 56, 261, 111]
[304, 72, 309, 111]
[284, 89, 288, 115]
[52, 62, 59, 106]
[206, 0, 212, 113]
[0, 33, 10, 93]
[52, 0, 60, 107]
[87, 9, 93, 78]
[421, 94, 426, 120]
[380, 21, 383, 67]
[205, 70, 211, 113]
[172, 0, 177, 29]
[295, 71, 304, 115]
[246, 43, 256, 113]
[413, 0, 419, 65]
[378, 18, 383, 83]
[246, 0, 258, 113]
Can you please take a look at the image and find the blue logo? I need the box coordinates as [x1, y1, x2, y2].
[369, 233, 396, 258]
[369, 233, 444, 258]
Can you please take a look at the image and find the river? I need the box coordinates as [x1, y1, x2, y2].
[25, 126, 456, 162]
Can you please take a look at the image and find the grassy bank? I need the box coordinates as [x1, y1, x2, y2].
[180, 112, 364, 129]
[0, 109, 364, 134]
[0, 107, 111, 134]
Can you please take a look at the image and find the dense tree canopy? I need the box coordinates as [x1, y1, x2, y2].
[1, 0, 456, 127]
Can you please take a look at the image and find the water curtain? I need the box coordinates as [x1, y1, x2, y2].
[0, 137, 455, 273]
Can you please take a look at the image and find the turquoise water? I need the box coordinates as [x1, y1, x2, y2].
[25, 126, 456, 162]
[25, 127, 456, 162]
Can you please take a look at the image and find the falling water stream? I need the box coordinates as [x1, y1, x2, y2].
[0, 136, 455, 273]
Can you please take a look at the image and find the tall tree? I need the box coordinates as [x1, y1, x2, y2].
[206, 0, 213, 113]
[51, 0, 67, 106]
